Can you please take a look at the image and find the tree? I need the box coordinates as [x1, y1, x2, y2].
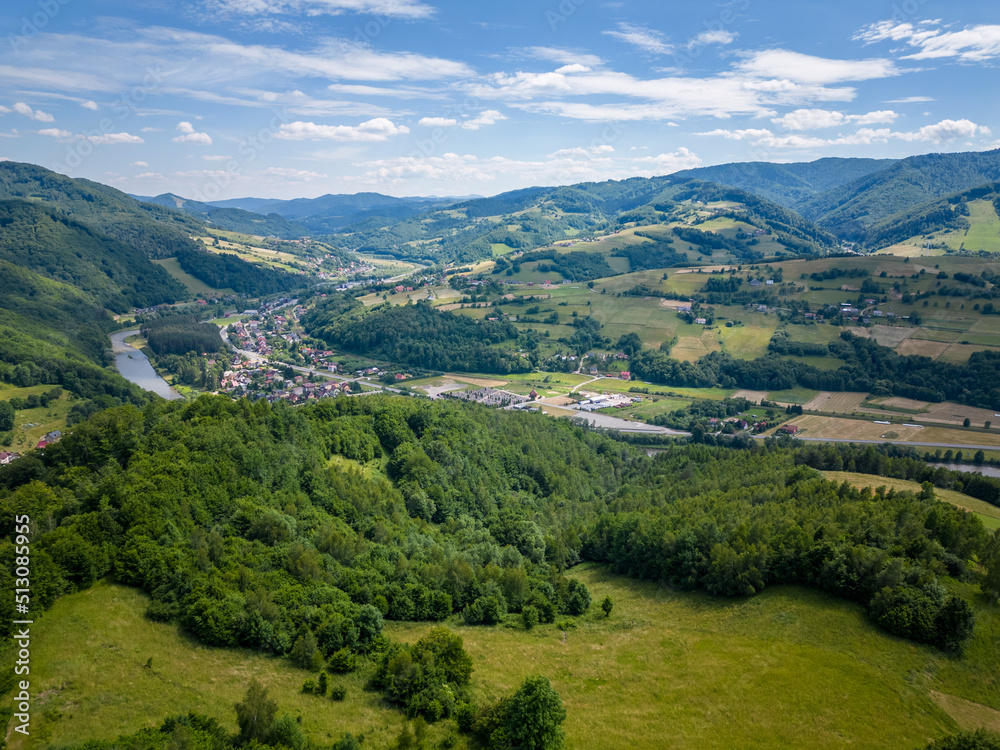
[234, 679, 277, 743]
[924, 728, 1000, 750]
[0, 400, 14, 432]
[522, 605, 539, 631]
[503, 676, 566, 750]
[964, 418, 972, 428]
[318, 671, 329, 695]
[601, 596, 613, 617]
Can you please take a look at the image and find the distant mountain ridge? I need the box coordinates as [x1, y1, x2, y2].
[140, 193, 311, 239]
[674, 148, 1000, 242]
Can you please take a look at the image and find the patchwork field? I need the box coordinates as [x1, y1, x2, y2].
[777, 415, 1000, 448]
[803, 392, 869, 414]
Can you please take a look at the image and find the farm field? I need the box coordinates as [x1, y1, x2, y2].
[803, 391, 869, 413]
[0, 385, 72, 454]
[19, 568, 1000, 750]
[773, 414, 1000, 448]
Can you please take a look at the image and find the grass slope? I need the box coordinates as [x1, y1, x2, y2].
[13, 566, 1000, 749]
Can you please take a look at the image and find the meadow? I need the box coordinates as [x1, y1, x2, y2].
[15, 565, 1000, 749]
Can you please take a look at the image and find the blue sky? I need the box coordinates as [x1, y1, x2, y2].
[1, 0, 998, 199]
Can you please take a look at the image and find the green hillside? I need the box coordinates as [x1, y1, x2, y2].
[798, 149, 1000, 239]
[145, 193, 312, 239]
[866, 183, 1000, 252]
[0, 161, 205, 259]
[333, 175, 839, 264]
[1, 395, 998, 747]
[0, 199, 187, 311]
[672, 156, 897, 206]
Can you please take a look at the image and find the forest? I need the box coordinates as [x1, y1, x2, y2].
[176, 248, 308, 296]
[0, 395, 998, 748]
[302, 296, 533, 374]
[141, 314, 227, 357]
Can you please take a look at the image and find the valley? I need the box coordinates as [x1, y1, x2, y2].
[4, 152, 1000, 750]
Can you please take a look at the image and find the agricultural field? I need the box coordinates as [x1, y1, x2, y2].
[17, 567, 1000, 750]
[0, 385, 73, 455]
[771, 414, 1000, 448]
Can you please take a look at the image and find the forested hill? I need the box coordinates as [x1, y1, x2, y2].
[328, 174, 838, 263]
[0, 199, 186, 311]
[0, 395, 995, 682]
[671, 157, 897, 207]
[797, 148, 1000, 239]
[302, 295, 532, 374]
[0, 161, 205, 259]
[143, 193, 312, 239]
[862, 182, 1000, 250]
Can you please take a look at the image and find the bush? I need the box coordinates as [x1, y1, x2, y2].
[328, 646, 357, 673]
[522, 605, 539, 631]
[302, 679, 316, 694]
[330, 685, 347, 701]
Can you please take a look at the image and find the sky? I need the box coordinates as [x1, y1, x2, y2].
[1, 0, 998, 200]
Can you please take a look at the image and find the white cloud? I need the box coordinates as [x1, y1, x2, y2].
[547, 144, 615, 158]
[907, 118, 983, 143]
[173, 121, 212, 145]
[523, 47, 604, 69]
[734, 49, 902, 85]
[88, 132, 144, 144]
[38, 128, 72, 138]
[0, 106, 9, 114]
[141, 127, 162, 132]
[12, 102, 54, 122]
[210, 0, 434, 19]
[632, 147, 702, 173]
[461, 110, 506, 130]
[131, 160, 149, 167]
[202, 154, 232, 161]
[418, 116, 457, 127]
[135, 172, 165, 179]
[699, 118, 988, 149]
[275, 117, 409, 141]
[81, 100, 99, 110]
[771, 108, 897, 130]
[603, 23, 672, 55]
[856, 21, 1000, 63]
[353, 146, 702, 187]
[689, 29, 736, 48]
[885, 96, 935, 104]
[262, 166, 326, 179]
[555, 64, 591, 75]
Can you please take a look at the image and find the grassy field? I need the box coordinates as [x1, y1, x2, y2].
[12, 566, 1000, 749]
[153, 257, 236, 297]
[822, 471, 1000, 531]
[1, 386, 73, 454]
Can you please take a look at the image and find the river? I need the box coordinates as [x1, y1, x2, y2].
[109, 329, 184, 400]
[930, 462, 1000, 479]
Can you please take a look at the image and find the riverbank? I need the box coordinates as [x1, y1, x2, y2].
[110, 329, 184, 400]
